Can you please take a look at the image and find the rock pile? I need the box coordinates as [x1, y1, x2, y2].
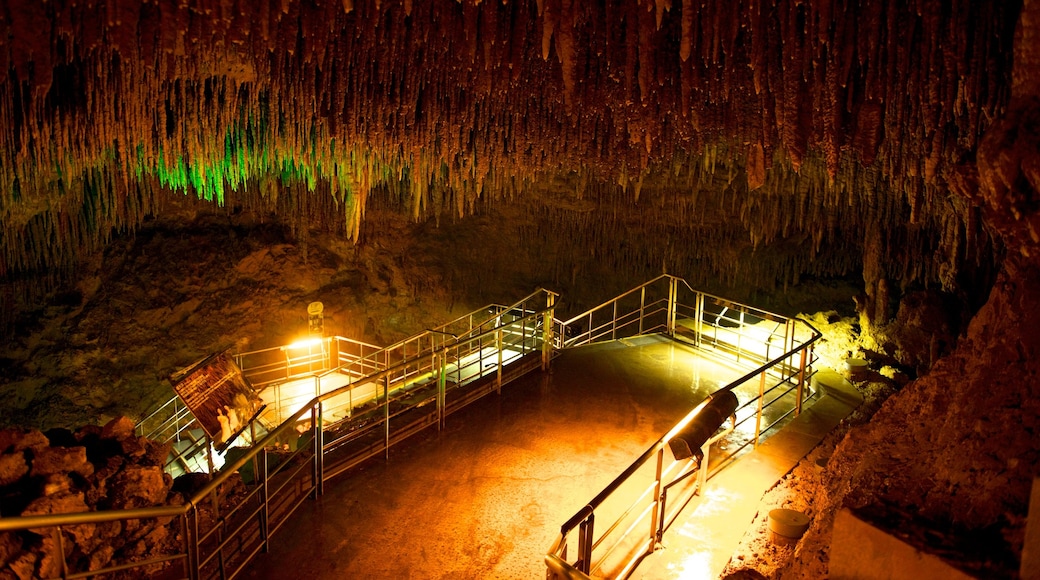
[0, 416, 181, 579]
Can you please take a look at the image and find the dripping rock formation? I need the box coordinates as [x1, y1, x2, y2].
[1, 0, 1039, 577]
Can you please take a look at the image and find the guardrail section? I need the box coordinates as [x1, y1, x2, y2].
[547, 276, 820, 579]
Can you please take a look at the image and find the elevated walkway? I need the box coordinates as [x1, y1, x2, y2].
[2, 275, 829, 580]
[238, 338, 858, 579]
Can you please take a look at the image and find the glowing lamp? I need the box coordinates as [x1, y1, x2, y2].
[286, 337, 323, 350]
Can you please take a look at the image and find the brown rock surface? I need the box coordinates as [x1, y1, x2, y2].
[0, 419, 184, 578]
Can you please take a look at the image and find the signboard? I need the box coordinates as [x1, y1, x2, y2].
[171, 350, 263, 446]
[308, 301, 324, 336]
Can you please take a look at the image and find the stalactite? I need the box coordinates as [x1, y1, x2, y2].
[0, 0, 1020, 301]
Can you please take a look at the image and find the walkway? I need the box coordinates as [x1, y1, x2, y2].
[241, 336, 859, 579]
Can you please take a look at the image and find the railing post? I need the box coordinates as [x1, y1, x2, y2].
[496, 328, 504, 395]
[796, 345, 809, 415]
[612, 301, 618, 340]
[786, 320, 795, 378]
[521, 313, 527, 355]
[259, 446, 270, 552]
[384, 375, 391, 460]
[651, 447, 665, 544]
[437, 353, 447, 430]
[578, 514, 595, 574]
[312, 402, 324, 497]
[275, 383, 282, 425]
[667, 277, 678, 336]
[754, 370, 766, 448]
[698, 441, 710, 495]
[737, 309, 745, 363]
[639, 287, 646, 335]
[184, 509, 200, 580]
[695, 292, 704, 346]
[543, 293, 555, 370]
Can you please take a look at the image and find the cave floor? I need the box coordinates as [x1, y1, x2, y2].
[239, 335, 859, 579]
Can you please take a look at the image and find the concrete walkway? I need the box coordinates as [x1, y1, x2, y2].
[241, 337, 859, 579]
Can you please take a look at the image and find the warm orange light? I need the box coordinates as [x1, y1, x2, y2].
[664, 398, 712, 443]
[286, 337, 324, 350]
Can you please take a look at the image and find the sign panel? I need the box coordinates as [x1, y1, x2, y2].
[171, 350, 263, 445]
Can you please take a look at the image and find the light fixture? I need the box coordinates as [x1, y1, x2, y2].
[285, 337, 324, 350]
[667, 390, 739, 462]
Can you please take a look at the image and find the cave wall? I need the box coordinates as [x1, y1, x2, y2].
[776, 0, 1040, 575]
[0, 0, 1022, 325]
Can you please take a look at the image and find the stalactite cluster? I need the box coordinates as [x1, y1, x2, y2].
[0, 0, 1020, 299]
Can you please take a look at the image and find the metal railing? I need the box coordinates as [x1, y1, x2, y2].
[1, 276, 817, 580]
[133, 335, 384, 477]
[546, 275, 821, 579]
[0, 289, 557, 580]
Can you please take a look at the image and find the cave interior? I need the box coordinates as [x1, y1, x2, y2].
[2, 0, 1040, 577]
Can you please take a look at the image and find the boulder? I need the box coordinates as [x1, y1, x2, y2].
[0, 453, 29, 487]
[6, 549, 36, 580]
[0, 430, 48, 455]
[100, 417, 136, 442]
[118, 436, 147, 459]
[29, 446, 92, 478]
[21, 492, 88, 518]
[40, 474, 73, 497]
[105, 466, 168, 510]
[0, 532, 23, 567]
[141, 439, 171, 467]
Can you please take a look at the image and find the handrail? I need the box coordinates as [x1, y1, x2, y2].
[556, 274, 672, 327]
[546, 276, 821, 579]
[0, 298, 556, 579]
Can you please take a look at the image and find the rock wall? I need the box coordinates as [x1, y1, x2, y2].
[777, 255, 1040, 578]
[0, 417, 183, 579]
[775, 1, 1040, 573]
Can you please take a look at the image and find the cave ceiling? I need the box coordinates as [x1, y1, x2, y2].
[0, 0, 1026, 303]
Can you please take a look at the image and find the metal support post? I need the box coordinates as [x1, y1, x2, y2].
[578, 515, 595, 574]
[639, 287, 646, 335]
[259, 447, 270, 552]
[437, 353, 447, 430]
[312, 403, 324, 497]
[667, 277, 678, 336]
[185, 510, 200, 580]
[698, 442, 710, 494]
[695, 293, 704, 346]
[651, 447, 665, 545]
[795, 347, 808, 415]
[496, 328, 504, 395]
[542, 293, 555, 370]
[612, 301, 618, 340]
[737, 309, 745, 362]
[384, 375, 391, 460]
[754, 370, 766, 448]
